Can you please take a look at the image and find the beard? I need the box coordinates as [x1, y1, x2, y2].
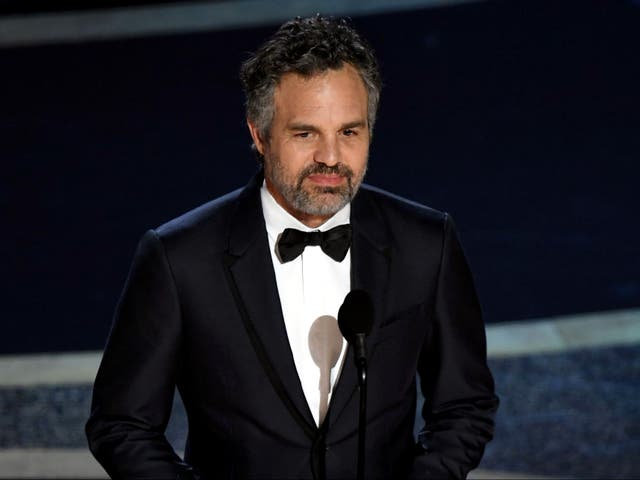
[265, 155, 367, 218]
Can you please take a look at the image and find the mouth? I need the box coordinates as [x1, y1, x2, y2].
[305, 173, 346, 187]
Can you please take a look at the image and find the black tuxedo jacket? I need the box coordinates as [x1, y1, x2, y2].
[86, 172, 498, 479]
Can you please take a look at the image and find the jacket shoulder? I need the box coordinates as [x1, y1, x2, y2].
[152, 186, 244, 253]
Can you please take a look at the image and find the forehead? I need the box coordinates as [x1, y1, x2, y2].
[272, 64, 368, 119]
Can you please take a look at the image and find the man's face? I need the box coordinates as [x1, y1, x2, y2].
[248, 64, 370, 227]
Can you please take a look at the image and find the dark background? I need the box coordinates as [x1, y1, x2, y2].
[2, 0, 639, 354]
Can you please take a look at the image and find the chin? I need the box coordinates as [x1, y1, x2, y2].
[304, 198, 349, 217]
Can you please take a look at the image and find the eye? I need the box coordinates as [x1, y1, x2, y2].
[295, 132, 311, 138]
[343, 129, 357, 137]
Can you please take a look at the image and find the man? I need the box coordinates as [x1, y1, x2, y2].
[86, 15, 498, 480]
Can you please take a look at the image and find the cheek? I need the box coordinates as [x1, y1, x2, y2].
[279, 142, 313, 168]
[346, 143, 369, 170]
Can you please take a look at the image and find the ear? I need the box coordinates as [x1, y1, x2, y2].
[247, 120, 266, 155]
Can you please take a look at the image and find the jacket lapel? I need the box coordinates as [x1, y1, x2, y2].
[223, 172, 317, 437]
[328, 186, 391, 428]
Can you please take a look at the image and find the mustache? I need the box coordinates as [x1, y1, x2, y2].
[298, 163, 354, 181]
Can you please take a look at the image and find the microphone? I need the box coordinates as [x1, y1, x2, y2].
[338, 290, 373, 366]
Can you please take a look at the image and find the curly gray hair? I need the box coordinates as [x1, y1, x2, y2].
[239, 15, 381, 159]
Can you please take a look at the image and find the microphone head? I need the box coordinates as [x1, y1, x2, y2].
[338, 289, 374, 343]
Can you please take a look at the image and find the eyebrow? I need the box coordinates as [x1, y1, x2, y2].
[288, 123, 319, 132]
[287, 120, 367, 131]
[341, 120, 367, 130]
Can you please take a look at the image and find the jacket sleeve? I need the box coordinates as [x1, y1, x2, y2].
[409, 214, 499, 479]
[86, 230, 197, 480]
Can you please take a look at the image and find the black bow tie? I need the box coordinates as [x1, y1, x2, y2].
[277, 224, 352, 263]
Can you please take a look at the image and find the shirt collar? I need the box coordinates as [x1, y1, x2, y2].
[260, 181, 351, 242]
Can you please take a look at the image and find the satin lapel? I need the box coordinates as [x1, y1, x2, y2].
[328, 186, 391, 428]
[223, 172, 317, 436]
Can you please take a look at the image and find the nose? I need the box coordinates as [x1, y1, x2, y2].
[313, 136, 340, 166]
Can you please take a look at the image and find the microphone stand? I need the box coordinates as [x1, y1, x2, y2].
[337, 290, 373, 480]
[355, 334, 367, 480]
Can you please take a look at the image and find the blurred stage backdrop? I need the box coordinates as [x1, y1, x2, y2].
[1, 0, 639, 477]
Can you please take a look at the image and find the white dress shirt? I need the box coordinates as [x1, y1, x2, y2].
[260, 182, 350, 426]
